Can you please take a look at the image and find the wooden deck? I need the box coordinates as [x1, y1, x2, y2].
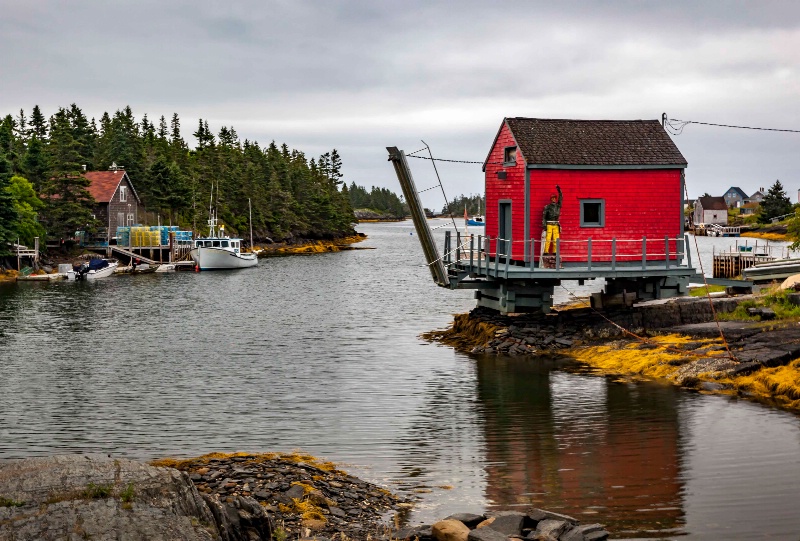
[443, 232, 694, 285]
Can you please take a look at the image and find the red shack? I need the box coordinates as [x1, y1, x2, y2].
[483, 118, 687, 265]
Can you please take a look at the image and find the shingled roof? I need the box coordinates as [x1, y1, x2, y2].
[697, 196, 728, 211]
[83, 170, 140, 203]
[491, 118, 687, 169]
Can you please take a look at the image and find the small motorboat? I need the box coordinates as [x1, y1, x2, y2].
[72, 259, 119, 281]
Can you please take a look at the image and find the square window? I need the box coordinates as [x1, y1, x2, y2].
[580, 199, 604, 227]
[503, 146, 517, 165]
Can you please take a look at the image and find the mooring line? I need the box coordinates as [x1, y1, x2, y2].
[557, 283, 734, 361]
[683, 178, 737, 361]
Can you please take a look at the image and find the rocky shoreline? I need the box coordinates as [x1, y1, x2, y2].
[426, 294, 800, 411]
[0, 454, 608, 541]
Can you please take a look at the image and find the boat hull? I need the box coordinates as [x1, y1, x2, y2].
[85, 262, 118, 280]
[190, 247, 258, 270]
[466, 219, 485, 227]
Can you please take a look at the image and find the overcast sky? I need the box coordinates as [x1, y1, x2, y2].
[2, 1, 799, 209]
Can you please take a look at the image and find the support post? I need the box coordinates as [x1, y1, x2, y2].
[469, 234, 474, 268]
[555, 238, 561, 270]
[611, 238, 617, 271]
[387, 147, 449, 286]
[665, 235, 670, 269]
[642, 237, 647, 270]
[587, 238, 592, 271]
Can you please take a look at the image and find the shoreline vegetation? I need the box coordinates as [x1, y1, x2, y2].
[425, 287, 800, 413]
[0, 452, 609, 541]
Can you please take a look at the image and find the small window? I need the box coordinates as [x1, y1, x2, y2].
[580, 199, 605, 227]
[126, 213, 134, 226]
[196, 241, 202, 248]
[213, 240, 220, 247]
[119, 185, 127, 202]
[221, 240, 229, 248]
[503, 146, 517, 165]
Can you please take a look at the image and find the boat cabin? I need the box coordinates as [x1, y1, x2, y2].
[194, 238, 243, 253]
[482, 118, 688, 266]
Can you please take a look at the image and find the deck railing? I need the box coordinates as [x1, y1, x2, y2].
[443, 232, 691, 278]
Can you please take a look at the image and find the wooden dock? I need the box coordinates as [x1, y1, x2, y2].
[712, 252, 774, 278]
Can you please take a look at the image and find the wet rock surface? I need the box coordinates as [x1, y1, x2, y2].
[0, 454, 610, 541]
[394, 510, 608, 541]
[161, 452, 409, 541]
[440, 295, 800, 397]
[0, 454, 224, 541]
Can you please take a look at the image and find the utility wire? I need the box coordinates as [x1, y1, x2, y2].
[665, 115, 800, 136]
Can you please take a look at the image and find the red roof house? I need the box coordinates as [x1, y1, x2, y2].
[483, 118, 688, 265]
[84, 167, 142, 242]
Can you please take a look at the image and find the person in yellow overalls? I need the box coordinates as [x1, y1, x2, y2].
[542, 185, 563, 254]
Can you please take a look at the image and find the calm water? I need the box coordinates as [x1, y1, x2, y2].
[1, 221, 800, 539]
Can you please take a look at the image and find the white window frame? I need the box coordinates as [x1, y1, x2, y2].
[127, 213, 135, 226]
[119, 185, 127, 202]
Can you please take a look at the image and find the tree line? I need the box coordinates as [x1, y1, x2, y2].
[347, 183, 406, 218]
[0, 104, 356, 255]
[442, 194, 485, 217]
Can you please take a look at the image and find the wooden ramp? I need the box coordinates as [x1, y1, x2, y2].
[110, 246, 157, 265]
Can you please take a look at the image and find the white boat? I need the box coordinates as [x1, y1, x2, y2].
[190, 199, 258, 271]
[72, 259, 119, 281]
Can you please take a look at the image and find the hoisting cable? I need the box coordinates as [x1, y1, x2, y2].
[421, 140, 460, 234]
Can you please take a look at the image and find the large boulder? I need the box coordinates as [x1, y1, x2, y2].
[432, 519, 471, 541]
[0, 454, 271, 541]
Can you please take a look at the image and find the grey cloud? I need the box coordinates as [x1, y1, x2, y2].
[1, 0, 800, 202]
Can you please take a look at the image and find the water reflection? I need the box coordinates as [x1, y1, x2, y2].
[2, 224, 800, 539]
[476, 356, 684, 537]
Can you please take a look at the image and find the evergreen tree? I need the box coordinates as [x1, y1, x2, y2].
[29, 105, 47, 139]
[42, 109, 95, 243]
[757, 180, 793, 224]
[21, 136, 49, 192]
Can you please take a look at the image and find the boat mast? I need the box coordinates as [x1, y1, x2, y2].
[249, 197, 254, 249]
[208, 181, 215, 237]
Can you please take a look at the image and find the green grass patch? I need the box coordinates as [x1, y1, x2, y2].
[719, 287, 800, 320]
[690, 285, 727, 297]
[0, 496, 25, 507]
[120, 482, 135, 503]
[82, 483, 113, 499]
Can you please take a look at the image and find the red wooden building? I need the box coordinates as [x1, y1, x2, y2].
[483, 118, 688, 265]
[388, 118, 696, 313]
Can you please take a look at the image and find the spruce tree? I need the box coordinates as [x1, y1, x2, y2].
[21, 136, 49, 192]
[757, 180, 793, 224]
[29, 105, 47, 139]
[42, 109, 95, 243]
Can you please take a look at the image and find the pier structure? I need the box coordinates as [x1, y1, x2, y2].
[82, 231, 193, 265]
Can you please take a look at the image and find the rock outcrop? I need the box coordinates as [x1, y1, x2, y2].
[0, 454, 258, 540]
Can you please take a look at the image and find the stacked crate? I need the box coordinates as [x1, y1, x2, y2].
[116, 227, 131, 247]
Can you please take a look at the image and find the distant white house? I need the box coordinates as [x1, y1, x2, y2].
[693, 196, 728, 225]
